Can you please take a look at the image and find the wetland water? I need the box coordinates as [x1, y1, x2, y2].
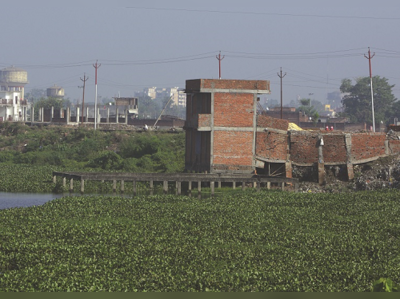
[0, 192, 65, 210]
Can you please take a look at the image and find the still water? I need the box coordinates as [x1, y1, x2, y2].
[0, 192, 66, 210]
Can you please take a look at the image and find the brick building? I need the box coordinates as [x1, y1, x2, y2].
[184, 78, 400, 185]
[184, 79, 270, 173]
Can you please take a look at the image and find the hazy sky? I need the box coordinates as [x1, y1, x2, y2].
[3, 0, 400, 105]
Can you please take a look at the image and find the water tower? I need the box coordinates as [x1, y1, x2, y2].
[47, 85, 65, 99]
[0, 66, 28, 100]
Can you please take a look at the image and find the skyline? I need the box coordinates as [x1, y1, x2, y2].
[2, 0, 400, 105]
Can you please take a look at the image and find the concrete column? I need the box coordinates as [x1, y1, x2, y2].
[86, 107, 89, 123]
[121, 180, 125, 193]
[76, 107, 80, 124]
[107, 108, 110, 123]
[211, 181, 215, 196]
[113, 180, 117, 193]
[242, 182, 245, 191]
[66, 107, 70, 124]
[177, 181, 182, 195]
[125, 109, 128, 124]
[133, 180, 137, 196]
[63, 177, 66, 188]
[69, 178, 74, 193]
[51, 107, 54, 120]
[163, 181, 168, 194]
[188, 181, 192, 196]
[318, 135, 325, 185]
[31, 107, 34, 123]
[281, 182, 285, 191]
[345, 134, 354, 181]
[116, 108, 119, 124]
[218, 181, 221, 188]
[53, 175, 57, 184]
[198, 181, 202, 194]
[233, 181, 236, 189]
[267, 182, 271, 190]
[81, 179, 85, 194]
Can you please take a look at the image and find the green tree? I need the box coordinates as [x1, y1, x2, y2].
[296, 98, 319, 124]
[340, 76, 396, 124]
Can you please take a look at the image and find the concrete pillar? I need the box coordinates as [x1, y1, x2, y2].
[63, 177, 66, 188]
[233, 181, 236, 189]
[81, 179, 85, 194]
[198, 181, 202, 194]
[133, 180, 137, 196]
[211, 181, 215, 196]
[66, 107, 70, 125]
[31, 107, 34, 123]
[69, 178, 74, 193]
[177, 181, 182, 195]
[242, 182, 246, 190]
[267, 182, 271, 190]
[345, 134, 354, 181]
[188, 181, 192, 196]
[121, 180, 125, 193]
[163, 181, 168, 194]
[125, 109, 128, 124]
[218, 181, 221, 188]
[281, 182, 285, 191]
[53, 175, 57, 184]
[86, 107, 89, 123]
[116, 107, 119, 124]
[107, 108, 110, 123]
[51, 107, 54, 120]
[318, 135, 325, 185]
[76, 107, 80, 124]
[285, 161, 293, 179]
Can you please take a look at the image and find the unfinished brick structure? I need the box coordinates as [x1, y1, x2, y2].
[185, 79, 270, 173]
[185, 79, 400, 183]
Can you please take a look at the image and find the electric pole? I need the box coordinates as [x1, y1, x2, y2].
[80, 73, 89, 124]
[93, 60, 101, 130]
[216, 51, 225, 79]
[364, 47, 375, 132]
[277, 67, 286, 119]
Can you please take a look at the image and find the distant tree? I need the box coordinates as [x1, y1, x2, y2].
[25, 89, 46, 102]
[340, 76, 396, 124]
[297, 98, 319, 124]
[138, 95, 161, 119]
[33, 97, 65, 119]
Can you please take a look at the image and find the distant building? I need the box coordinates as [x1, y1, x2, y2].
[47, 85, 65, 99]
[0, 66, 29, 121]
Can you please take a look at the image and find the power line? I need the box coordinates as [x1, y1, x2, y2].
[126, 6, 400, 20]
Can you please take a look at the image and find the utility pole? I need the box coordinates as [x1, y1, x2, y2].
[79, 74, 88, 124]
[277, 67, 286, 119]
[93, 60, 101, 130]
[216, 51, 225, 79]
[364, 47, 376, 132]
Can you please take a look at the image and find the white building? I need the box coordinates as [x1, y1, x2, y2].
[0, 90, 28, 121]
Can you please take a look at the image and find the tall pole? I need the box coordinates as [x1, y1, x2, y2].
[80, 73, 88, 124]
[216, 51, 225, 79]
[364, 47, 375, 132]
[93, 60, 101, 130]
[277, 67, 287, 119]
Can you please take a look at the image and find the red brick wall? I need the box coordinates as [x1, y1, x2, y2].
[256, 131, 287, 161]
[257, 115, 289, 131]
[351, 133, 386, 161]
[198, 114, 211, 128]
[322, 134, 347, 164]
[214, 93, 254, 127]
[389, 140, 400, 154]
[213, 131, 253, 167]
[290, 132, 319, 164]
